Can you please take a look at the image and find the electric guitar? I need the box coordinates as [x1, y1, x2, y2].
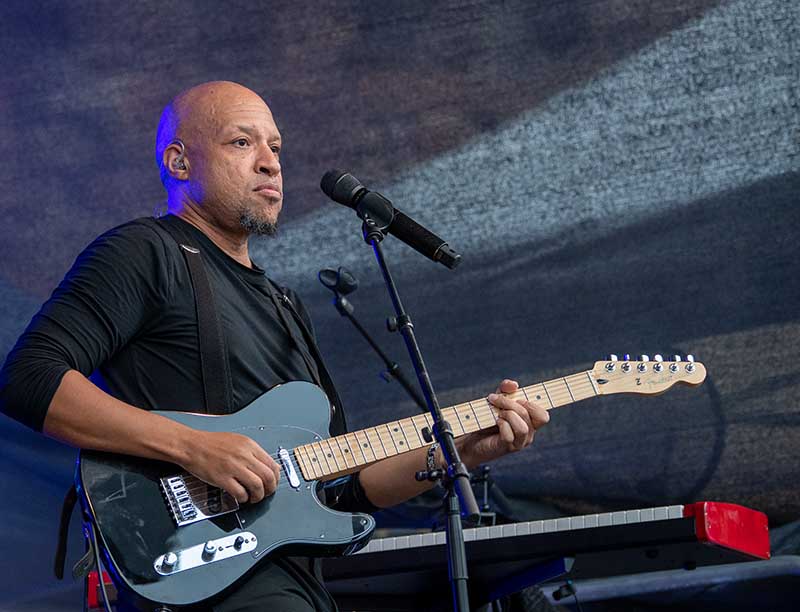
[78, 356, 706, 608]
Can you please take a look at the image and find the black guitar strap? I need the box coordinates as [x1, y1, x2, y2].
[264, 280, 346, 429]
[154, 215, 234, 415]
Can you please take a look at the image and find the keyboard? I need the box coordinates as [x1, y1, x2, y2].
[323, 501, 769, 609]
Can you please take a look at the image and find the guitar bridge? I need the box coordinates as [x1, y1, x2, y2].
[160, 474, 239, 527]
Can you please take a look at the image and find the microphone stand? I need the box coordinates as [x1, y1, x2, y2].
[360, 214, 479, 612]
[329, 291, 428, 412]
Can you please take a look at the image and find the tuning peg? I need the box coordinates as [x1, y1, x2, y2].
[607, 354, 619, 361]
[654, 354, 663, 361]
[673, 355, 682, 362]
[686, 354, 696, 373]
[686, 355, 695, 362]
[623, 354, 631, 361]
[639, 355, 650, 362]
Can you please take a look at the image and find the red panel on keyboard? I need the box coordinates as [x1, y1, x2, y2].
[683, 501, 770, 560]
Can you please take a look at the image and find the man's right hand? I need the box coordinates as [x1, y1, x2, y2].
[181, 431, 281, 504]
[43, 371, 281, 505]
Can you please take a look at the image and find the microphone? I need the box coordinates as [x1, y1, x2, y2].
[320, 169, 461, 269]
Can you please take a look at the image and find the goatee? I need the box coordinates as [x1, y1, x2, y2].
[239, 210, 278, 236]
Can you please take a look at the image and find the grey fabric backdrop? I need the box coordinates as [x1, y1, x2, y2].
[0, 0, 798, 608]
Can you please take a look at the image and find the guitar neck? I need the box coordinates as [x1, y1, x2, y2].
[293, 370, 599, 481]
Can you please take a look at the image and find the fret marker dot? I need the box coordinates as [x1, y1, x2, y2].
[465, 415, 470, 419]
[536, 395, 541, 400]
[393, 427, 399, 432]
[312, 458, 317, 462]
[344, 448, 349, 453]
[363, 443, 368, 448]
[399, 440, 404, 445]
[327, 453, 332, 458]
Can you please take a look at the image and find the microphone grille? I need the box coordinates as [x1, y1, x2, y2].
[320, 169, 364, 206]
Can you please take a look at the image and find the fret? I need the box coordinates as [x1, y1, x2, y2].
[528, 383, 554, 409]
[334, 435, 357, 470]
[345, 432, 367, 465]
[542, 380, 568, 407]
[353, 430, 376, 464]
[299, 446, 319, 480]
[411, 414, 431, 443]
[366, 427, 388, 460]
[389, 420, 411, 452]
[382, 424, 400, 454]
[321, 438, 345, 473]
[308, 442, 331, 476]
[444, 407, 466, 435]
[342, 432, 367, 466]
[586, 370, 600, 395]
[455, 403, 481, 433]
[562, 377, 576, 402]
[294, 446, 315, 480]
[470, 400, 496, 429]
[567, 373, 596, 401]
[399, 418, 424, 449]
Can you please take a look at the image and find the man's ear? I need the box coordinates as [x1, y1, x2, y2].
[163, 140, 189, 180]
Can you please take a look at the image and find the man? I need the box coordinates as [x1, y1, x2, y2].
[0, 81, 549, 611]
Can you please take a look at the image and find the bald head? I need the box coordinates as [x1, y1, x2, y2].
[155, 81, 273, 188]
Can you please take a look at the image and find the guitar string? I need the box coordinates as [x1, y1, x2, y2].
[167, 378, 601, 499]
[170, 374, 594, 505]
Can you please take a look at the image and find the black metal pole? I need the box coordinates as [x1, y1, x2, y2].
[331, 295, 428, 411]
[361, 215, 479, 612]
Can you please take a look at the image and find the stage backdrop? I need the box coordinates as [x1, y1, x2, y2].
[0, 0, 798, 609]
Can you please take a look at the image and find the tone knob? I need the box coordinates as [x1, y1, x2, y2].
[234, 535, 245, 550]
[162, 552, 178, 570]
[203, 541, 217, 557]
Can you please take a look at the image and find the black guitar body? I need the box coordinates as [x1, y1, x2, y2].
[78, 381, 376, 608]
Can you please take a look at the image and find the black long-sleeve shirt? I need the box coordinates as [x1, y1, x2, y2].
[0, 214, 375, 609]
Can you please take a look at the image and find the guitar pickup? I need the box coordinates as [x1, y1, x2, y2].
[278, 447, 301, 489]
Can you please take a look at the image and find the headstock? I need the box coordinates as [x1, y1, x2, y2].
[591, 354, 706, 396]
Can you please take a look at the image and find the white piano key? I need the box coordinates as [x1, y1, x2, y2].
[584, 514, 598, 528]
[395, 536, 409, 550]
[474, 526, 491, 541]
[668, 505, 684, 519]
[382, 538, 396, 551]
[598, 512, 612, 527]
[625, 510, 641, 524]
[556, 517, 571, 531]
[501, 523, 517, 538]
[543, 519, 557, 533]
[408, 534, 423, 548]
[516, 521, 530, 536]
[640, 507, 655, 522]
[654, 506, 668, 521]
[570, 515, 586, 530]
[530, 520, 544, 535]
[463, 529, 476, 542]
[489, 525, 503, 539]
[434, 532, 446, 545]
[612, 511, 626, 525]
[421, 533, 436, 547]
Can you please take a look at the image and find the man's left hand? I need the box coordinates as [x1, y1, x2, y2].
[455, 379, 549, 468]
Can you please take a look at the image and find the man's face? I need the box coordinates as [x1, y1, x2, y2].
[183, 87, 283, 235]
